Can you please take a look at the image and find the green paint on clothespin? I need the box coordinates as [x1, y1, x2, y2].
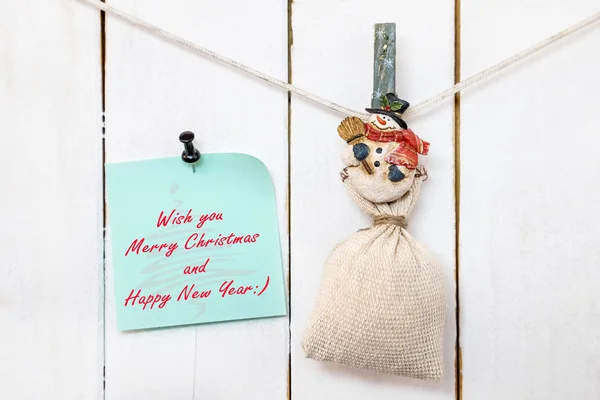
[372, 23, 396, 108]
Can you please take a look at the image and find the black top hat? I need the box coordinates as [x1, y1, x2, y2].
[365, 93, 410, 129]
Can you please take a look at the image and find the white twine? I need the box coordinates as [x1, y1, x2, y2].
[80, 0, 599, 120]
[405, 10, 600, 117]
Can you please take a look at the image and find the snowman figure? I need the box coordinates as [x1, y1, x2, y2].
[303, 94, 444, 379]
[338, 93, 429, 203]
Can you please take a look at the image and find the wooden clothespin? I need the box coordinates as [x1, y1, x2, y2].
[372, 23, 396, 109]
[336, 23, 398, 176]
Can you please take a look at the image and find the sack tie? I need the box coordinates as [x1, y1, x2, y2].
[373, 215, 407, 229]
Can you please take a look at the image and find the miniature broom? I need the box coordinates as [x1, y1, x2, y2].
[337, 116, 373, 175]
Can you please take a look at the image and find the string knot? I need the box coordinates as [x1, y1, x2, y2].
[373, 215, 407, 228]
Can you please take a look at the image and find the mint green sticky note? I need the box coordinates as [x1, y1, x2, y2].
[105, 154, 287, 331]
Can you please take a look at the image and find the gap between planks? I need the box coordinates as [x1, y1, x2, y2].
[286, 0, 294, 399]
[453, 0, 462, 398]
[99, 1, 107, 399]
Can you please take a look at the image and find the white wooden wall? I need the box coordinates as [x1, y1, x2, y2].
[1, 0, 599, 399]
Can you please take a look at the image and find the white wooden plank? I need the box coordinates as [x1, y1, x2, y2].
[290, 0, 456, 398]
[460, 1, 600, 398]
[104, 1, 289, 398]
[0, 0, 103, 399]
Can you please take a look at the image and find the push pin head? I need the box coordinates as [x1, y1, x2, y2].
[179, 131, 201, 165]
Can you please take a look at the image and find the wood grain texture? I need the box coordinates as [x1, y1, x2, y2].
[290, 0, 456, 398]
[0, 0, 103, 398]
[460, 1, 600, 398]
[103, 0, 289, 398]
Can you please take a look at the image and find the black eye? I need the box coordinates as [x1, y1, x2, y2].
[374, 161, 380, 167]
[352, 143, 370, 161]
[376, 147, 383, 154]
[388, 165, 406, 182]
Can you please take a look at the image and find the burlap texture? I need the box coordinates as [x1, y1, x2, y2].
[302, 177, 446, 380]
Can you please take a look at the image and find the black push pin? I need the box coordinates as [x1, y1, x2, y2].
[179, 131, 201, 173]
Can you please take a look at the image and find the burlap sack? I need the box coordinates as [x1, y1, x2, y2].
[302, 175, 446, 381]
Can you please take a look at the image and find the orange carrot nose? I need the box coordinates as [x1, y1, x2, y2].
[376, 115, 387, 125]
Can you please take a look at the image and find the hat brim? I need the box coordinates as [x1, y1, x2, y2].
[365, 108, 408, 129]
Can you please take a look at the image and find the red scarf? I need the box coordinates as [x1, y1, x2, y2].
[365, 123, 430, 170]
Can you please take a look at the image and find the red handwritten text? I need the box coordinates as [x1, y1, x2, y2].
[196, 212, 223, 229]
[124, 289, 171, 310]
[183, 258, 210, 274]
[177, 284, 212, 301]
[257, 276, 270, 296]
[156, 209, 194, 228]
[219, 280, 256, 298]
[124, 238, 178, 257]
[184, 232, 260, 249]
